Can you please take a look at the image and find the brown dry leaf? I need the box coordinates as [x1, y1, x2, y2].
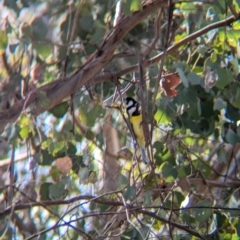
[161, 73, 181, 97]
[30, 64, 44, 81]
[55, 156, 73, 174]
[176, 177, 191, 192]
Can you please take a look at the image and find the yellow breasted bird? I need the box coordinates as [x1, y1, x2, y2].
[125, 97, 148, 164]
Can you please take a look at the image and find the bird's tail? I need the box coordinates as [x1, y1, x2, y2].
[140, 147, 149, 164]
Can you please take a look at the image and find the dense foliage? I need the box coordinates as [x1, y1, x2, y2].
[1, 0, 240, 239]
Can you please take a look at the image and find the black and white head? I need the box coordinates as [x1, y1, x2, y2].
[125, 97, 140, 116]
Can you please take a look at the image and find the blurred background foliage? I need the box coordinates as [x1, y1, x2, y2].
[1, 0, 240, 239]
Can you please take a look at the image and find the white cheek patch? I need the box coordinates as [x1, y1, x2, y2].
[126, 100, 134, 108]
[128, 106, 136, 115]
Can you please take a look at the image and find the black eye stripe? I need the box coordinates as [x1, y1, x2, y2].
[126, 104, 140, 116]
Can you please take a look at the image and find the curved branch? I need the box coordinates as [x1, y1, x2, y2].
[0, 194, 123, 219]
[1, 178, 240, 220]
[0, 8, 237, 132]
[0, 0, 168, 132]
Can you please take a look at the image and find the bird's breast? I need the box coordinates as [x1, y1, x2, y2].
[130, 115, 145, 147]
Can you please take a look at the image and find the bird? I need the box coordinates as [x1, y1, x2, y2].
[125, 97, 148, 164]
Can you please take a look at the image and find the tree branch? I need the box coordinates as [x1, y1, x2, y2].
[0, 8, 237, 132]
[0, 0, 168, 132]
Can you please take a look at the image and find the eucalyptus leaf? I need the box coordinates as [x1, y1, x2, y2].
[39, 182, 52, 201]
[130, 0, 142, 11]
[40, 149, 54, 166]
[79, 167, 89, 184]
[225, 128, 240, 145]
[19, 125, 29, 139]
[159, 162, 178, 183]
[31, 17, 48, 41]
[0, 30, 8, 50]
[123, 185, 135, 201]
[49, 181, 66, 200]
[214, 98, 227, 110]
[49, 102, 69, 118]
[234, 222, 240, 236]
[193, 200, 212, 223]
[176, 67, 189, 88]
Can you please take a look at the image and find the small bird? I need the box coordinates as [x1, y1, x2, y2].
[125, 97, 148, 164]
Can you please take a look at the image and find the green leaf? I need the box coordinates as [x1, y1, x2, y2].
[91, 27, 105, 45]
[225, 102, 240, 122]
[201, 99, 214, 118]
[178, 164, 191, 178]
[193, 200, 212, 223]
[153, 141, 164, 155]
[187, 72, 203, 86]
[143, 191, 152, 206]
[225, 128, 240, 145]
[71, 156, 83, 174]
[78, 96, 105, 127]
[38, 91, 50, 110]
[157, 209, 167, 219]
[80, 15, 94, 31]
[79, 167, 89, 184]
[19, 115, 30, 126]
[159, 162, 178, 183]
[173, 191, 185, 206]
[227, 29, 240, 48]
[18, 115, 35, 139]
[40, 149, 54, 165]
[215, 212, 229, 229]
[31, 17, 48, 41]
[217, 146, 228, 163]
[49, 181, 66, 200]
[67, 142, 77, 155]
[192, 159, 211, 177]
[52, 141, 66, 156]
[231, 58, 239, 76]
[181, 212, 196, 224]
[156, 97, 177, 123]
[42, 138, 54, 153]
[33, 42, 52, 58]
[214, 98, 227, 111]
[234, 222, 240, 236]
[123, 185, 135, 200]
[215, 68, 234, 89]
[130, 0, 142, 12]
[50, 166, 62, 182]
[123, 0, 132, 16]
[118, 174, 129, 188]
[4, 0, 18, 11]
[222, 233, 233, 240]
[39, 182, 52, 200]
[176, 67, 189, 88]
[49, 102, 69, 118]
[196, 45, 209, 56]
[0, 30, 8, 50]
[19, 125, 30, 139]
[174, 87, 197, 106]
